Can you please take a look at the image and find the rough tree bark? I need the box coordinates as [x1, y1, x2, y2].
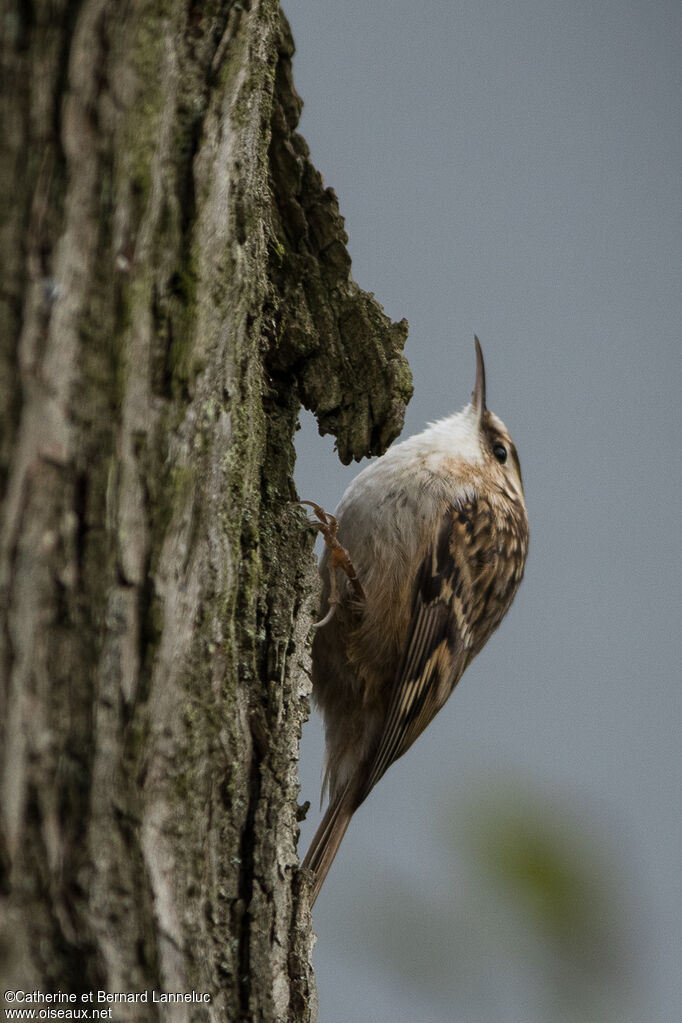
[0, 2, 411, 1021]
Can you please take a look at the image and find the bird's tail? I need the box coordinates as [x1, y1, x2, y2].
[301, 780, 356, 906]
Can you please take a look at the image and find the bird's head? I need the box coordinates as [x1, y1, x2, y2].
[468, 335, 524, 499]
[425, 338, 525, 502]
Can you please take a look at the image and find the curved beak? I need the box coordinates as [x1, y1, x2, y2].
[472, 335, 486, 421]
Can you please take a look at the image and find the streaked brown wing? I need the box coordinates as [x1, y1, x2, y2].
[360, 511, 470, 801]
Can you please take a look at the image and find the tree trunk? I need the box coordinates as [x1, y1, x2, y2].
[0, 2, 411, 1020]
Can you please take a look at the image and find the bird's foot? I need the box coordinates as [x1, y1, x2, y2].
[298, 501, 365, 625]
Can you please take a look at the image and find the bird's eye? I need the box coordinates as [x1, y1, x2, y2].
[492, 443, 507, 464]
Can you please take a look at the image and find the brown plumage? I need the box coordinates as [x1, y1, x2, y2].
[302, 339, 529, 905]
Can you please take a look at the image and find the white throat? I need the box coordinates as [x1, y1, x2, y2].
[419, 403, 484, 464]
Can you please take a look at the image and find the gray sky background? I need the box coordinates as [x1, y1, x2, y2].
[284, 2, 681, 1021]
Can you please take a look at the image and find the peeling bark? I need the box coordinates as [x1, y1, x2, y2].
[0, 2, 411, 1021]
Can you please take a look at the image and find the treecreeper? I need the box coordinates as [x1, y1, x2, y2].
[301, 338, 529, 906]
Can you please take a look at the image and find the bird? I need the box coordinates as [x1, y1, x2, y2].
[300, 338, 529, 906]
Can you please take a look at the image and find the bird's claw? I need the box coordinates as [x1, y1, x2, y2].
[297, 501, 365, 619]
[298, 501, 340, 547]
